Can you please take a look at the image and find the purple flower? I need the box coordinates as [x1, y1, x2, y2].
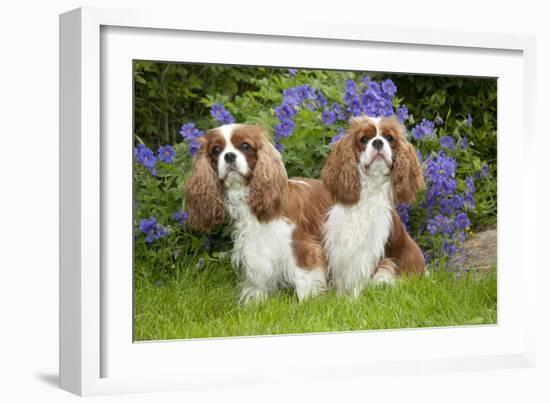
[171, 211, 189, 223]
[451, 194, 465, 210]
[349, 98, 363, 116]
[360, 75, 372, 87]
[322, 109, 336, 126]
[134, 144, 159, 175]
[316, 92, 328, 108]
[343, 80, 364, 116]
[210, 103, 235, 124]
[179, 122, 204, 156]
[275, 103, 296, 121]
[432, 214, 454, 236]
[134, 144, 156, 169]
[426, 219, 439, 235]
[274, 118, 295, 139]
[465, 176, 475, 194]
[396, 204, 410, 227]
[381, 79, 397, 96]
[288, 68, 297, 76]
[442, 240, 456, 256]
[134, 143, 146, 157]
[466, 114, 473, 126]
[439, 136, 455, 150]
[423, 151, 459, 215]
[179, 122, 202, 139]
[332, 103, 345, 120]
[297, 84, 316, 102]
[479, 163, 489, 178]
[411, 119, 435, 140]
[274, 143, 284, 153]
[359, 77, 394, 117]
[459, 137, 469, 149]
[435, 116, 445, 126]
[282, 88, 301, 107]
[367, 81, 382, 94]
[158, 145, 176, 163]
[344, 79, 358, 95]
[396, 106, 409, 123]
[139, 217, 168, 243]
[455, 212, 470, 230]
[361, 89, 380, 114]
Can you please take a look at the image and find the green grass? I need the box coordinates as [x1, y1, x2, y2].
[134, 259, 497, 341]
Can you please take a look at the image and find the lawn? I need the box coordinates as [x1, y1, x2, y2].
[133, 260, 497, 341]
[132, 65, 498, 341]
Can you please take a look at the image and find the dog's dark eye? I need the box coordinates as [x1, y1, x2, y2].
[211, 146, 222, 156]
[240, 142, 251, 152]
[384, 134, 394, 143]
[360, 136, 369, 144]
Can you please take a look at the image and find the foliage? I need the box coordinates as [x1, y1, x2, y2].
[133, 62, 497, 276]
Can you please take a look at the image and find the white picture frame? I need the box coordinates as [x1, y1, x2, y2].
[59, 6, 537, 396]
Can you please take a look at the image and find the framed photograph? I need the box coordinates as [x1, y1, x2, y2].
[59, 6, 537, 396]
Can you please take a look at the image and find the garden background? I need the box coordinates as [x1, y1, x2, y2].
[133, 62, 497, 341]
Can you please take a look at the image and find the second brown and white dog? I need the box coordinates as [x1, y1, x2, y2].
[322, 115, 425, 297]
[185, 124, 333, 304]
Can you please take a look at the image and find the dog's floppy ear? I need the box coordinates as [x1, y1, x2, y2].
[248, 127, 288, 222]
[391, 128, 425, 204]
[321, 130, 361, 205]
[185, 139, 225, 232]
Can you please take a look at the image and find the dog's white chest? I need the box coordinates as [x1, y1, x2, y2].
[324, 181, 393, 293]
[224, 185, 294, 276]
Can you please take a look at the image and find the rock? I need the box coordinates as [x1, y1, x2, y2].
[461, 227, 497, 271]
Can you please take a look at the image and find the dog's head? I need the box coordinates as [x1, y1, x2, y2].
[322, 115, 424, 205]
[185, 124, 288, 231]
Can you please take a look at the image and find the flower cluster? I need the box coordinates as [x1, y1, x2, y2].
[135, 143, 176, 175]
[341, 77, 399, 119]
[273, 76, 410, 148]
[273, 84, 330, 149]
[179, 103, 235, 156]
[396, 106, 409, 123]
[411, 119, 435, 140]
[439, 136, 455, 150]
[211, 103, 235, 125]
[134, 144, 156, 174]
[179, 122, 204, 156]
[403, 142, 478, 267]
[139, 217, 169, 243]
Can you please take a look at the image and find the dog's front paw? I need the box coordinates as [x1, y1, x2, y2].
[239, 285, 268, 306]
[294, 268, 327, 302]
[371, 258, 397, 286]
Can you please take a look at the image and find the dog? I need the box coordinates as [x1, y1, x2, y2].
[322, 115, 425, 297]
[185, 124, 333, 304]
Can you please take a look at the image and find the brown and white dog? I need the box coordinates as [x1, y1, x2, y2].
[185, 124, 333, 304]
[322, 115, 425, 297]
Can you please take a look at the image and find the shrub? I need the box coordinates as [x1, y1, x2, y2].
[133, 63, 496, 278]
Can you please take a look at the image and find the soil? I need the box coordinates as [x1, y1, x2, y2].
[461, 226, 497, 272]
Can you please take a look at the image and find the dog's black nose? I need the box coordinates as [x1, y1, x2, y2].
[372, 139, 383, 150]
[224, 152, 237, 163]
